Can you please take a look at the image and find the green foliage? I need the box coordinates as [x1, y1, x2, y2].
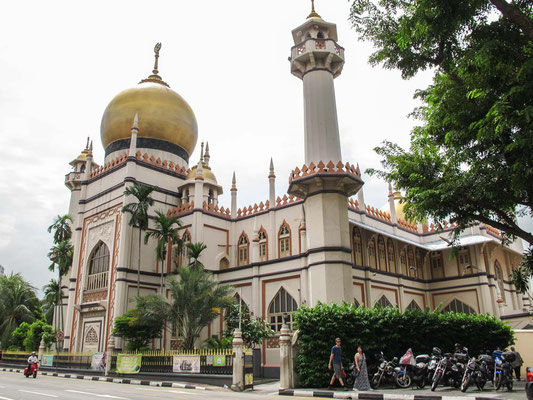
[224, 303, 274, 349]
[144, 211, 182, 263]
[23, 320, 56, 351]
[10, 322, 31, 350]
[122, 183, 155, 231]
[0, 273, 42, 349]
[350, 1, 533, 250]
[510, 247, 533, 296]
[48, 240, 73, 276]
[42, 279, 61, 325]
[112, 305, 165, 352]
[203, 336, 233, 349]
[47, 214, 73, 244]
[294, 302, 514, 387]
[186, 242, 207, 268]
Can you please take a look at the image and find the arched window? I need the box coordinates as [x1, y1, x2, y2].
[219, 257, 229, 270]
[430, 251, 444, 279]
[399, 247, 407, 275]
[442, 299, 476, 315]
[86, 242, 110, 291]
[387, 238, 396, 273]
[234, 293, 250, 315]
[368, 237, 377, 270]
[406, 300, 422, 311]
[352, 227, 363, 266]
[375, 295, 393, 308]
[278, 223, 291, 258]
[80, 165, 86, 173]
[268, 287, 298, 332]
[407, 246, 416, 278]
[494, 261, 506, 303]
[377, 235, 387, 271]
[184, 189, 190, 203]
[258, 228, 268, 262]
[317, 31, 324, 39]
[238, 233, 249, 266]
[208, 189, 214, 205]
[182, 230, 191, 244]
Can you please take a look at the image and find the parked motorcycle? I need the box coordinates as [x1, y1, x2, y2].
[431, 352, 454, 391]
[427, 347, 441, 384]
[24, 361, 38, 378]
[461, 354, 492, 392]
[370, 352, 398, 389]
[395, 350, 429, 389]
[493, 350, 513, 391]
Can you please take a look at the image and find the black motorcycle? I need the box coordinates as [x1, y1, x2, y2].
[431, 352, 454, 391]
[427, 347, 441, 384]
[461, 354, 491, 392]
[395, 353, 429, 389]
[493, 350, 514, 391]
[370, 352, 398, 389]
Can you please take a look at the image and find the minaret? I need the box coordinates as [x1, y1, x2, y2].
[288, 3, 363, 305]
[204, 142, 210, 167]
[231, 172, 237, 218]
[289, 1, 344, 165]
[268, 158, 276, 207]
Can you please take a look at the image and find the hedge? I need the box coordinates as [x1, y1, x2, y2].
[294, 302, 514, 387]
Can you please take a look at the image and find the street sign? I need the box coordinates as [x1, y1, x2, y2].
[56, 330, 64, 341]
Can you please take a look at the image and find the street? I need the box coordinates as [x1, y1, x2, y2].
[0, 370, 526, 400]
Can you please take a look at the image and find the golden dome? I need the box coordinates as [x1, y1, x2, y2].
[186, 162, 217, 183]
[100, 81, 198, 157]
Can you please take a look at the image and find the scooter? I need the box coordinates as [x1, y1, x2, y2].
[24, 361, 39, 378]
[493, 350, 513, 391]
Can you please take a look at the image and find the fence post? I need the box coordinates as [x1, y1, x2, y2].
[279, 322, 293, 390]
[105, 337, 115, 376]
[231, 328, 244, 391]
[38, 339, 45, 363]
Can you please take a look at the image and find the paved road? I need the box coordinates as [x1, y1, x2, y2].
[0, 371, 526, 400]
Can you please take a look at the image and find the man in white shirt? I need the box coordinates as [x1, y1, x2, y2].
[27, 351, 38, 370]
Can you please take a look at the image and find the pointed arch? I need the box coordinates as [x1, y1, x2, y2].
[353, 298, 361, 309]
[386, 238, 396, 273]
[377, 235, 387, 271]
[234, 292, 250, 314]
[442, 299, 476, 315]
[367, 235, 377, 270]
[407, 246, 417, 278]
[399, 245, 408, 275]
[278, 220, 292, 258]
[268, 287, 298, 332]
[494, 260, 506, 303]
[374, 295, 393, 308]
[258, 226, 268, 262]
[352, 226, 363, 266]
[238, 232, 249, 266]
[219, 256, 230, 270]
[406, 299, 422, 311]
[181, 229, 191, 244]
[86, 241, 110, 291]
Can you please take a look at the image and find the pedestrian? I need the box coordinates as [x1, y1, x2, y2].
[328, 338, 348, 391]
[353, 345, 371, 391]
[510, 346, 523, 380]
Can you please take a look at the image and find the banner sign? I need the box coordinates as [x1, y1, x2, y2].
[41, 355, 54, 367]
[91, 352, 106, 371]
[172, 355, 200, 373]
[116, 354, 141, 374]
[213, 355, 226, 366]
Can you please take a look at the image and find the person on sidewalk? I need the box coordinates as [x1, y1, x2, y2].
[510, 346, 523, 380]
[353, 345, 371, 391]
[328, 338, 348, 391]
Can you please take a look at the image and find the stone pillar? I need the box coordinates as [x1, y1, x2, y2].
[231, 328, 244, 391]
[38, 339, 45, 362]
[279, 323, 293, 390]
[105, 336, 115, 376]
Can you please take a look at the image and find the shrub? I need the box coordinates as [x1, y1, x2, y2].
[294, 302, 514, 387]
[11, 322, 31, 350]
[22, 320, 56, 351]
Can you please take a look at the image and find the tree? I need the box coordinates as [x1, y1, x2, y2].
[186, 242, 207, 269]
[47, 239, 73, 338]
[224, 302, 274, 349]
[42, 279, 61, 325]
[10, 322, 31, 350]
[144, 211, 182, 293]
[112, 296, 167, 351]
[47, 215, 73, 244]
[0, 273, 42, 348]
[122, 183, 155, 297]
[23, 320, 56, 351]
[349, 0, 533, 289]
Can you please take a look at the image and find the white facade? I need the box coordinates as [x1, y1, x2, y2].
[59, 9, 530, 371]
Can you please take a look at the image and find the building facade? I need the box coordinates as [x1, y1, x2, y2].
[60, 7, 530, 370]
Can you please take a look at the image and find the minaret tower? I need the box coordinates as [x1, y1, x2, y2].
[289, 0, 345, 165]
[288, 2, 363, 305]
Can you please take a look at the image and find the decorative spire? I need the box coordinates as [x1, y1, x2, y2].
[195, 158, 204, 180]
[231, 171, 237, 191]
[388, 182, 393, 196]
[307, 0, 322, 19]
[88, 140, 93, 158]
[85, 137, 90, 150]
[132, 113, 139, 130]
[204, 142, 210, 166]
[139, 42, 170, 87]
[200, 141, 204, 162]
[269, 157, 275, 178]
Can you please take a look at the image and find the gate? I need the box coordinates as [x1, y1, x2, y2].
[243, 349, 253, 390]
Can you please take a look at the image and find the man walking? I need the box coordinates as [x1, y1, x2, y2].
[510, 346, 523, 380]
[328, 338, 348, 390]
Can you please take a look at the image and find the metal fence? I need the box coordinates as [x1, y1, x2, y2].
[0, 351, 93, 369]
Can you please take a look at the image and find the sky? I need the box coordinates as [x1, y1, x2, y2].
[0, 0, 529, 295]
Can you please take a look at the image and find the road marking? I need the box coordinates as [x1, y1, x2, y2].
[134, 387, 203, 395]
[19, 390, 59, 398]
[66, 390, 130, 399]
[0, 396, 15, 400]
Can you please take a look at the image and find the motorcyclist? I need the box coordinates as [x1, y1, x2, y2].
[454, 343, 468, 354]
[27, 351, 38, 371]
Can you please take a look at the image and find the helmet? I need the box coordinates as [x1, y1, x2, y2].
[31, 351, 36, 355]
[454, 343, 461, 349]
[432, 347, 441, 355]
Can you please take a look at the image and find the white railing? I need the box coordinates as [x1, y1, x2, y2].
[86, 271, 108, 291]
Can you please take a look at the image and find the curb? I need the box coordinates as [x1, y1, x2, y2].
[278, 389, 505, 400]
[0, 368, 208, 390]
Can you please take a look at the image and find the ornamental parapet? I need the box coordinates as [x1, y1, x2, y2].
[366, 205, 392, 223]
[484, 224, 502, 238]
[289, 160, 361, 183]
[203, 201, 231, 219]
[89, 153, 127, 178]
[397, 218, 418, 233]
[135, 151, 187, 177]
[167, 201, 194, 217]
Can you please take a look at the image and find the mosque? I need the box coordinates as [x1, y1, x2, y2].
[60, 4, 530, 373]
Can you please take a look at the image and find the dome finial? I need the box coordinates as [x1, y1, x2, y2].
[200, 141, 205, 162]
[204, 142, 210, 166]
[307, 0, 322, 19]
[139, 42, 170, 87]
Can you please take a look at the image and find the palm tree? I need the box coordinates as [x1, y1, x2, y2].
[42, 279, 61, 325]
[122, 183, 155, 296]
[186, 242, 207, 269]
[144, 211, 182, 293]
[0, 273, 41, 348]
[47, 240, 73, 337]
[47, 215, 73, 244]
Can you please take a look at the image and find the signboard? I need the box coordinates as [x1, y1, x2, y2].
[213, 355, 226, 366]
[91, 352, 106, 371]
[41, 355, 54, 367]
[172, 355, 200, 373]
[56, 331, 64, 341]
[244, 349, 253, 390]
[116, 354, 141, 374]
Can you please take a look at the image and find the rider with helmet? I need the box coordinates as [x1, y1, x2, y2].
[27, 351, 38, 370]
